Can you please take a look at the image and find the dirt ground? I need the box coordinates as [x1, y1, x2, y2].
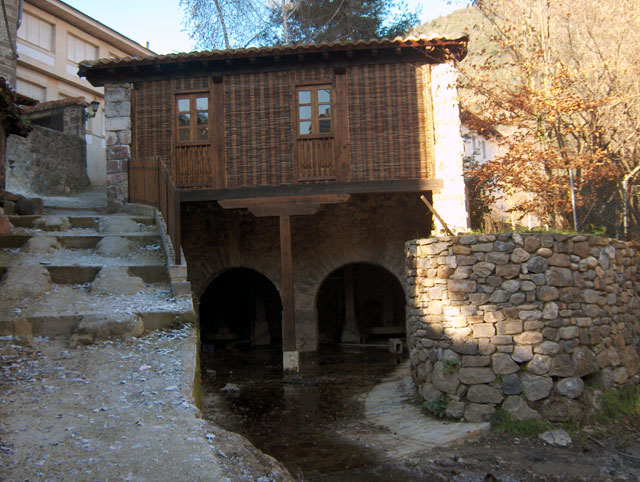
[320, 428, 640, 482]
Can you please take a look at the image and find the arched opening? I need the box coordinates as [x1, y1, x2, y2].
[200, 268, 282, 349]
[316, 263, 405, 345]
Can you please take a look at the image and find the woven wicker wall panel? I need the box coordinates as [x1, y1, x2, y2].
[347, 63, 434, 182]
[224, 71, 293, 188]
[176, 77, 209, 91]
[131, 80, 172, 205]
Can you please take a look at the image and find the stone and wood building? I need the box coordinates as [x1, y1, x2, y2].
[78, 36, 470, 370]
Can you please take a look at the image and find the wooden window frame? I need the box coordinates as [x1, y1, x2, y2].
[295, 83, 334, 140]
[174, 92, 211, 146]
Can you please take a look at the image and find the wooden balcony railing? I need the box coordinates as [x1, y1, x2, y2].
[157, 156, 181, 265]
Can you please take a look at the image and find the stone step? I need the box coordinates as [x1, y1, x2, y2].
[8, 215, 156, 229]
[0, 265, 168, 284]
[0, 310, 195, 338]
[0, 233, 160, 249]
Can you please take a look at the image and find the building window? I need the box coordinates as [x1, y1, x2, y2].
[176, 94, 209, 143]
[16, 78, 46, 102]
[17, 12, 54, 51]
[67, 35, 98, 63]
[296, 85, 332, 136]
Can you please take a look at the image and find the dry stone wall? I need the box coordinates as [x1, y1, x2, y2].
[406, 233, 640, 423]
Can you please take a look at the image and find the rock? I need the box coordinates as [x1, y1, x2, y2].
[512, 345, 533, 363]
[572, 347, 598, 377]
[90, 266, 145, 295]
[33, 215, 71, 231]
[73, 313, 144, 343]
[98, 216, 141, 234]
[28, 198, 44, 215]
[613, 367, 629, 384]
[24, 236, 62, 253]
[0, 264, 52, 298]
[547, 267, 573, 287]
[14, 198, 36, 215]
[535, 341, 561, 356]
[542, 302, 559, 320]
[559, 326, 579, 339]
[594, 368, 614, 388]
[445, 400, 466, 419]
[95, 236, 138, 256]
[621, 346, 640, 376]
[489, 289, 510, 303]
[501, 395, 542, 421]
[502, 373, 522, 395]
[549, 354, 576, 377]
[494, 241, 515, 252]
[548, 254, 571, 267]
[448, 279, 477, 293]
[537, 286, 559, 301]
[472, 262, 495, 277]
[486, 252, 510, 265]
[459, 367, 496, 385]
[502, 280, 520, 292]
[221, 383, 240, 392]
[520, 372, 553, 401]
[510, 248, 530, 263]
[556, 377, 584, 399]
[492, 353, 520, 375]
[526, 355, 551, 375]
[526, 256, 549, 273]
[467, 384, 504, 404]
[495, 264, 521, 279]
[432, 361, 460, 394]
[540, 397, 584, 422]
[464, 403, 495, 422]
[539, 429, 572, 447]
[513, 331, 543, 345]
[421, 383, 443, 403]
[2, 200, 15, 214]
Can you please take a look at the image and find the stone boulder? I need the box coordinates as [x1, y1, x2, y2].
[0, 264, 52, 299]
[15, 198, 36, 215]
[501, 395, 542, 421]
[90, 267, 145, 295]
[520, 373, 553, 401]
[73, 312, 144, 344]
[556, 377, 584, 399]
[98, 216, 141, 234]
[25, 236, 62, 253]
[95, 236, 138, 256]
[33, 215, 71, 232]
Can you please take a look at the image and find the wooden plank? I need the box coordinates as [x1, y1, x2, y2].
[182, 178, 444, 202]
[250, 203, 321, 217]
[279, 214, 296, 352]
[420, 194, 454, 236]
[334, 69, 350, 182]
[218, 193, 350, 210]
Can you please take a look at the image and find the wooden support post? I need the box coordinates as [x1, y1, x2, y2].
[341, 265, 359, 343]
[420, 194, 454, 236]
[279, 214, 298, 371]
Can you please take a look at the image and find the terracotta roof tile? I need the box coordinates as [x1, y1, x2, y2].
[79, 35, 468, 72]
[23, 97, 89, 113]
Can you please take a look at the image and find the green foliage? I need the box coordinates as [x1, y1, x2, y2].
[443, 359, 459, 375]
[583, 224, 607, 236]
[424, 394, 448, 419]
[597, 386, 640, 423]
[490, 410, 550, 437]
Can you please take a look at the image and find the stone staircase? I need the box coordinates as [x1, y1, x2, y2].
[0, 193, 194, 341]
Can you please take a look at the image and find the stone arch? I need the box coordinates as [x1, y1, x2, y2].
[315, 262, 406, 345]
[199, 267, 283, 348]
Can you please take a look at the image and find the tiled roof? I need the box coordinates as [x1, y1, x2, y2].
[23, 97, 88, 113]
[79, 35, 468, 73]
[0, 77, 31, 137]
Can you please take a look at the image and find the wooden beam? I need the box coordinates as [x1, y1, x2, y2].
[182, 179, 444, 203]
[280, 214, 296, 353]
[249, 203, 322, 217]
[218, 193, 349, 210]
[420, 194, 454, 236]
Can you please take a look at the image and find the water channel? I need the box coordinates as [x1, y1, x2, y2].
[201, 345, 421, 481]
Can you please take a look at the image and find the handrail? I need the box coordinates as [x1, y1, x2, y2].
[157, 156, 181, 265]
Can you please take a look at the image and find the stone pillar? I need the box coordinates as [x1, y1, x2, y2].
[430, 63, 469, 235]
[104, 83, 132, 212]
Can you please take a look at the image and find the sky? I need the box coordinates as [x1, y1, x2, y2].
[63, 0, 467, 55]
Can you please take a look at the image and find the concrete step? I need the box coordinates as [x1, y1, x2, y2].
[0, 233, 160, 249]
[8, 215, 156, 230]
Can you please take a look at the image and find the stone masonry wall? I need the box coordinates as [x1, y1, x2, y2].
[407, 233, 640, 423]
[6, 125, 89, 195]
[104, 83, 132, 212]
